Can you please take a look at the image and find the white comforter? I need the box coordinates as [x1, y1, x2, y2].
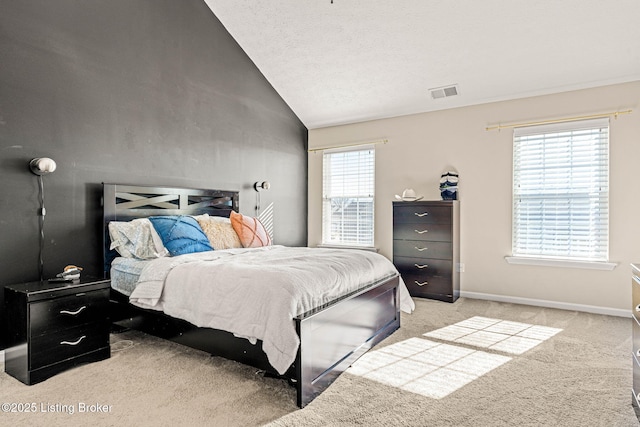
[127, 245, 414, 374]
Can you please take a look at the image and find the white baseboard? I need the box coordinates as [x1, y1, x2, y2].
[460, 290, 631, 318]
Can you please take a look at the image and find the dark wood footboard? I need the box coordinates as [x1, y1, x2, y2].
[295, 274, 400, 407]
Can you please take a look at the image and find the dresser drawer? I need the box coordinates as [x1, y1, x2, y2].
[29, 289, 110, 337]
[634, 351, 640, 401]
[634, 316, 640, 363]
[394, 257, 453, 278]
[401, 271, 452, 297]
[633, 274, 640, 315]
[393, 205, 452, 224]
[393, 223, 452, 242]
[30, 322, 110, 369]
[393, 240, 452, 260]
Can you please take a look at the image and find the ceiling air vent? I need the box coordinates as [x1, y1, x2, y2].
[429, 84, 459, 100]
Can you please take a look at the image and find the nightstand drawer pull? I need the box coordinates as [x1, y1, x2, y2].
[60, 336, 87, 346]
[414, 212, 429, 217]
[415, 281, 428, 286]
[60, 306, 87, 316]
[414, 264, 429, 269]
[414, 246, 428, 251]
[414, 229, 429, 234]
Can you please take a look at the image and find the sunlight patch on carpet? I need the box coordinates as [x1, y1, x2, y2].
[423, 316, 562, 354]
[348, 338, 511, 399]
[348, 316, 563, 399]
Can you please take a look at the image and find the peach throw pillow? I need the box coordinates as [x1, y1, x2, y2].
[230, 211, 272, 248]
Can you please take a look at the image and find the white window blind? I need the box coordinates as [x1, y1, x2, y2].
[512, 118, 609, 261]
[322, 147, 375, 247]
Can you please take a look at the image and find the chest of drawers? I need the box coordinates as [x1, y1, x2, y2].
[631, 264, 640, 419]
[393, 200, 460, 303]
[3, 278, 111, 385]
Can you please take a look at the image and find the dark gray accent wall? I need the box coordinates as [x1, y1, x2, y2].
[0, 1, 308, 308]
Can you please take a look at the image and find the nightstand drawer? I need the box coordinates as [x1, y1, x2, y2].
[394, 257, 453, 278]
[393, 205, 452, 224]
[394, 240, 452, 260]
[29, 289, 110, 337]
[30, 322, 110, 369]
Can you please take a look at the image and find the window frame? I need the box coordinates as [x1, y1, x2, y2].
[507, 117, 616, 270]
[321, 146, 375, 248]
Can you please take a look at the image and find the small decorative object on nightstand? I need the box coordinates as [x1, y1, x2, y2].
[393, 200, 460, 302]
[3, 277, 111, 385]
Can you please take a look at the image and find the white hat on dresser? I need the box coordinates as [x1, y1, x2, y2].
[394, 188, 424, 201]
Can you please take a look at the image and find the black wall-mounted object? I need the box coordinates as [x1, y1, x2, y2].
[0, 0, 308, 348]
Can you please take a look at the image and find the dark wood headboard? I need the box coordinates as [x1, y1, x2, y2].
[102, 183, 239, 276]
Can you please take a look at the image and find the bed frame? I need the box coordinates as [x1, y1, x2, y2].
[102, 183, 401, 408]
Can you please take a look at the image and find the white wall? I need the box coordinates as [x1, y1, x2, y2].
[308, 81, 640, 314]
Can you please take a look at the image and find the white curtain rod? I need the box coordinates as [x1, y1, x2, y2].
[485, 109, 632, 131]
[308, 138, 389, 153]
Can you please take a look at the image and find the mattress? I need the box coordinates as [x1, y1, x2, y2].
[111, 257, 151, 296]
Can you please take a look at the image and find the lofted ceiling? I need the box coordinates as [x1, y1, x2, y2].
[204, 0, 640, 129]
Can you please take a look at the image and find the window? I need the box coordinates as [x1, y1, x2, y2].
[512, 118, 609, 262]
[322, 147, 375, 247]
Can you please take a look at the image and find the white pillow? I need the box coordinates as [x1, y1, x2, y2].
[108, 218, 169, 259]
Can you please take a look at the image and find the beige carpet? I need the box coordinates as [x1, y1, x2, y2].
[0, 297, 637, 426]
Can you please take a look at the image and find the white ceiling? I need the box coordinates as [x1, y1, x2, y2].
[205, 0, 640, 129]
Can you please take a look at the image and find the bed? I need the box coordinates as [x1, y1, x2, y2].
[103, 183, 413, 407]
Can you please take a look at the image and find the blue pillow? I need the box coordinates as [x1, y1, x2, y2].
[148, 216, 213, 256]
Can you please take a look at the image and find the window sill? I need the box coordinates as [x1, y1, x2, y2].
[504, 256, 617, 270]
[317, 244, 379, 252]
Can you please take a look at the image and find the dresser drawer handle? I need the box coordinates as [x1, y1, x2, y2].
[60, 335, 87, 346]
[414, 246, 428, 251]
[414, 264, 429, 269]
[414, 212, 429, 217]
[60, 306, 87, 316]
[414, 230, 428, 235]
[415, 281, 428, 286]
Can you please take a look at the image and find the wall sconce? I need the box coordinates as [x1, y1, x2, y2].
[29, 157, 57, 175]
[254, 181, 271, 192]
[30, 157, 56, 281]
[254, 181, 270, 215]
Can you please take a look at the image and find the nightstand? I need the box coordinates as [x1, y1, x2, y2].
[3, 277, 111, 385]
